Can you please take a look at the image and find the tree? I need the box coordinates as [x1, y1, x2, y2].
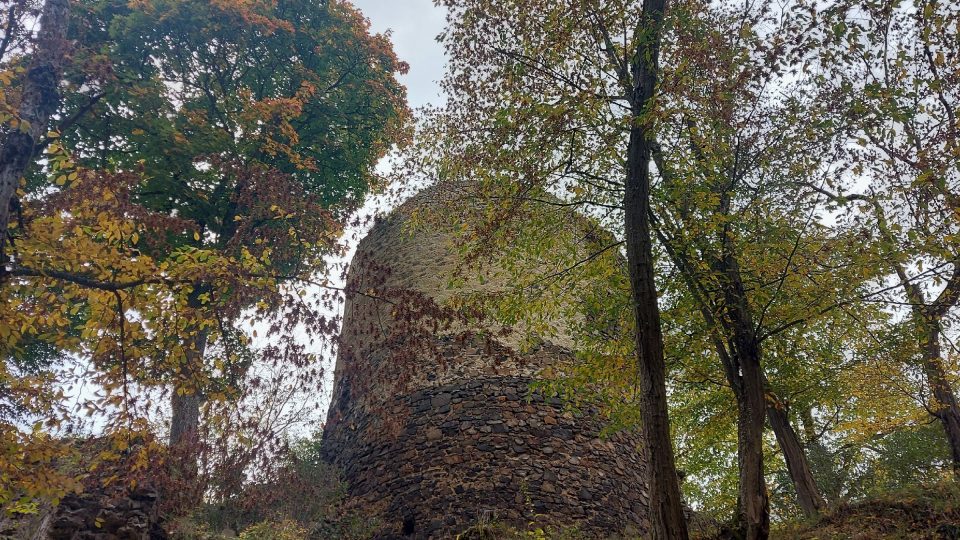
[62, 0, 405, 450]
[815, 0, 960, 477]
[0, 0, 68, 272]
[428, 0, 688, 536]
[622, 1, 690, 537]
[424, 1, 871, 535]
[1, 0, 408, 505]
[647, 2, 840, 530]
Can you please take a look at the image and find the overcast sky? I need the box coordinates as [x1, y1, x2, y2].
[350, 0, 448, 109]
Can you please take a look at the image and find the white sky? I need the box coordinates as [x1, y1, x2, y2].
[351, 0, 448, 109]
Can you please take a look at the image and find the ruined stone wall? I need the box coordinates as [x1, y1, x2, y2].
[322, 187, 649, 538]
[0, 488, 165, 540]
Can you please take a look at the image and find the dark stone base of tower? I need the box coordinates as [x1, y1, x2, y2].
[322, 346, 650, 539]
[321, 190, 651, 538]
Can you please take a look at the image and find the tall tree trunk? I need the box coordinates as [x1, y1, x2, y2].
[169, 286, 210, 448]
[920, 318, 960, 479]
[625, 130, 689, 540]
[766, 400, 827, 517]
[716, 247, 769, 540]
[169, 387, 203, 448]
[623, 1, 688, 538]
[0, 0, 69, 268]
[732, 346, 769, 540]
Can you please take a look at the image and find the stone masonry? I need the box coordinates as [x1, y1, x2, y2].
[321, 187, 650, 538]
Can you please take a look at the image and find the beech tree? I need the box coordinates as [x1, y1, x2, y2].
[1, 0, 408, 507]
[61, 0, 406, 451]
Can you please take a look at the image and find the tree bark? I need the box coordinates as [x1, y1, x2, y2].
[919, 318, 960, 479]
[0, 0, 68, 267]
[622, 2, 688, 538]
[714, 246, 769, 540]
[722, 345, 823, 521]
[169, 285, 211, 448]
[170, 386, 203, 448]
[731, 345, 769, 539]
[169, 329, 207, 445]
[625, 130, 689, 540]
[766, 400, 827, 517]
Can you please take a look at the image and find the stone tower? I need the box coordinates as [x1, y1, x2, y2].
[321, 187, 650, 538]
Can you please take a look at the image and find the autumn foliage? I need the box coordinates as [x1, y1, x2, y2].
[0, 0, 408, 523]
[1, 0, 959, 538]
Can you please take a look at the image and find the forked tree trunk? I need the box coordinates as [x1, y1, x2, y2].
[622, 1, 688, 536]
[725, 355, 824, 521]
[654, 211, 824, 526]
[0, 0, 69, 267]
[715, 245, 769, 540]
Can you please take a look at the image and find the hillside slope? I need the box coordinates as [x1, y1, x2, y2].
[776, 484, 960, 540]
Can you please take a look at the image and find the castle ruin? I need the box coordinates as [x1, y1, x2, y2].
[321, 187, 650, 538]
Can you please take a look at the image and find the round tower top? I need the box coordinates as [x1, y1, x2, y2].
[329, 183, 605, 415]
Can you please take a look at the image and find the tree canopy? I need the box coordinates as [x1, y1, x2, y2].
[2, 0, 959, 538]
[1, 0, 408, 515]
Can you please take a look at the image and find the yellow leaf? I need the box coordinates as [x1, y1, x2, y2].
[193, 231, 200, 241]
